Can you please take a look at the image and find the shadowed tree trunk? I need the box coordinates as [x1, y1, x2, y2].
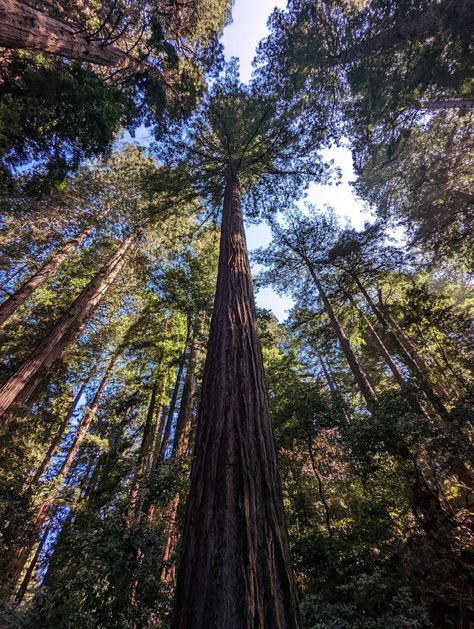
[171, 173, 301, 629]
[30, 379, 88, 486]
[161, 320, 203, 585]
[0, 227, 92, 327]
[0, 0, 139, 68]
[127, 368, 162, 529]
[3, 355, 117, 600]
[301, 259, 377, 407]
[0, 235, 133, 426]
[352, 276, 449, 408]
[159, 326, 190, 459]
[314, 349, 352, 424]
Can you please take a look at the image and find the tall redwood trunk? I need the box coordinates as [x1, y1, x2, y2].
[0, 0, 139, 68]
[303, 261, 377, 407]
[171, 174, 301, 629]
[0, 227, 92, 327]
[0, 236, 133, 426]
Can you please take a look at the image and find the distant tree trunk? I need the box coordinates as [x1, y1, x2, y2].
[350, 296, 406, 386]
[30, 379, 88, 486]
[159, 326, 190, 459]
[302, 260, 377, 407]
[0, 227, 92, 327]
[0, 236, 133, 427]
[353, 276, 449, 409]
[15, 523, 51, 604]
[161, 321, 203, 585]
[3, 355, 116, 599]
[315, 349, 352, 423]
[55, 354, 117, 480]
[0, 0, 139, 68]
[377, 289, 449, 397]
[171, 173, 301, 629]
[172, 321, 202, 459]
[127, 370, 162, 529]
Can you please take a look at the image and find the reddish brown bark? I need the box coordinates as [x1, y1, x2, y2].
[0, 228, 91, 327]
[0, 236, 133, 426]
[0, 0, 140, 68]
[171, 174, 301, 629]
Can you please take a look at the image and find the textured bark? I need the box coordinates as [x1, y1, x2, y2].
[0, 228, 91, 327]
[0, 0, 140, 68]
[171, 174, 301, 629]
[303, 261, 377, 407]
[0, 236, 133, 426]
[30, 380, 87, 486]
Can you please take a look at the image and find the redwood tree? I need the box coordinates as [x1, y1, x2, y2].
[165, 65, 328, 629]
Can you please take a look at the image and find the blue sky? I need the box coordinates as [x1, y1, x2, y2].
[221, 0, 372, 320]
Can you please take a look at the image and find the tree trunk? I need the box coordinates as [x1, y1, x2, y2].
[15, 523, 51, 604]
[0, 235, 133, 426]
[55, 354, 117, 480]
[0, 227, 92, 327]
[314, 349, 352, 424]
[160, 321, 203, 585]
[303, 261, 377, 407]
[3, 355, 116, 599]
[0, 0, 139, 69]
[30, 379, 87, 486]
[171, 173, 301, 629]
[354, 277, 449, 407]
[350, 297, 406, 386]
[159, 331, 189, 460]
[127, 371, 161, 529]
[172, 321, 202, 459]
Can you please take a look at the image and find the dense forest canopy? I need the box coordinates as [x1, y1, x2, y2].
[0, 0, 472, 627]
